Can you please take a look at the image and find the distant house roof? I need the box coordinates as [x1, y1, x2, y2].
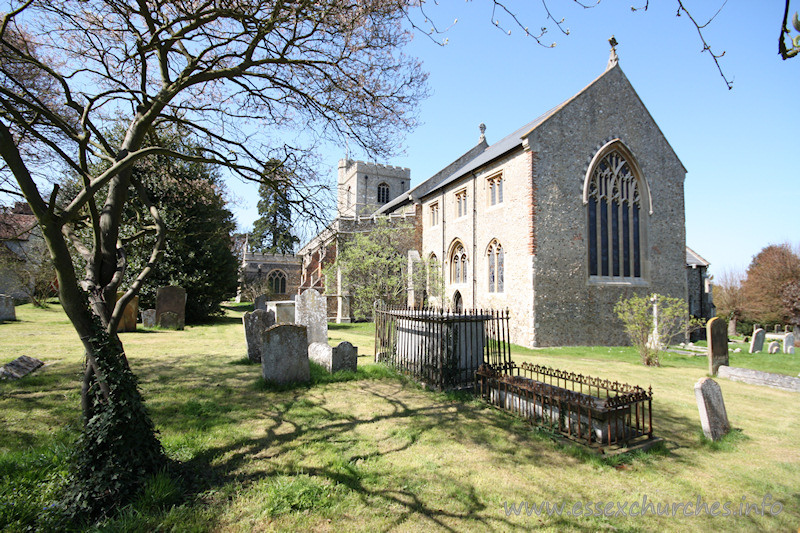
[686, 246, 710, 268]
[0, 205, 37, 241]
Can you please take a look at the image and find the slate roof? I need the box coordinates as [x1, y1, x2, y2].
[376, 64, 618, 214]
[686, 246, 710, 267]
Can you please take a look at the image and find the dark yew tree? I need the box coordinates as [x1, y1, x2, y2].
[250, 161, 300, 254]
[0, 0, 425, 521]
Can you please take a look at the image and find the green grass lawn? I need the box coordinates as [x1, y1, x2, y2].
[1, 303, 799, 532]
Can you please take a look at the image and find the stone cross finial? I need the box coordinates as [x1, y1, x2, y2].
[479, 123, 486, 142]
[607, 35, 619, 69]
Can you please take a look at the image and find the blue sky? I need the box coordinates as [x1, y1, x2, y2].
[230, 1, 799, 277]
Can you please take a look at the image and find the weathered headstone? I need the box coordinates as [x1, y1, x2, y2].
[115, 292, 139, 332]
[308, 341, 358, 373]
[0, 294, 15, 321]
[706, 317, 729, 376]
[254, 294, 267, 310]
[156, 286, 186, 330]
[0, 355, 44, 379]
[158, 311, 180, 330]
[774, 324, 781, 333]
[727, 317, 737, 337]
[261, 324, 309, 384]
[749, 328, 765, 353]
[784, 333, 795, 354]
[694, 377, 730, 441]
[768, 341, 780, 354]
[242, 309, 276, 363]
[267, 300, 295, 324]
[141, 309, 156, 328]
[785, 325, 792, 333]
[295, 289, 327, 345]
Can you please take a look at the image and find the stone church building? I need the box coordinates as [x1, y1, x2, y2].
[301, 51, 706, 347]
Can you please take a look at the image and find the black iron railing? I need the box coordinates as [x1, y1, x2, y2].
[476, 363, 653, 448]
[374, 304, 512, 390]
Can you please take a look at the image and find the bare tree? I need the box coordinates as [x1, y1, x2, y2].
[712, 267, 745, 334]
[0, 0, 426, 520]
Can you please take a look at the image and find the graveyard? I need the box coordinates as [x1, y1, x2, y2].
[1, 302, 799, 531]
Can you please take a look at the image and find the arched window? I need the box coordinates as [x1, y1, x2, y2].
[584, 141, 650, 280]
[346, 186, 352, 209]
[267, 270, 287, 294]
[377, 182, 390, 204]
[487, 240, 504, 293]
[449, 241, 468, 284]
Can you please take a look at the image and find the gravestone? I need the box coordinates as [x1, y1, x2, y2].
[785, 325, 792, 333]
[295, 289, 327, 345]
[261, 324, 309, 384]
[784, 333, 795, 354]
[706, 317, 728, 376]
[727, 318, 737, 337]
[254, 294, 267, 310]
[0, 355, 43, 380]
[267, 300, 295, 324]
[0, 294, 15, 321]
[242, 309, 276, 363]
[694, 377, 730, 441]
[749, 328, 765, 353]
[768, 341, 780, 354]
[158, 311, 180, 330]
[156, 286, 186, 330]
[308, 341, 358, 373]
[115, 292, 139, 332]
[774, 324, 781, 333]
[141, 309, 156, 328]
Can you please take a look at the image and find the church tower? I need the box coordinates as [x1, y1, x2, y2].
[337, 159, 411, 217]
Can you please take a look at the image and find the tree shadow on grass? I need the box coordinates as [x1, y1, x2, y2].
[173, 377, 574, 531]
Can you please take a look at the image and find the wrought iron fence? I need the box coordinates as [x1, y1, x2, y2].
[476, 362, 653, 448]
[374, 304, 512, 390]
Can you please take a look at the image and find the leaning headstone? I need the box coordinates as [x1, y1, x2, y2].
[295, 289, 327, 345]
[141, 309, 156, 328]
[0, 355, 44, 380]
[0, 294, 15, 321]
[308, 341, 358, 373]
[694, 378, 730, 441]
[749, 328, 765, 353]
[254, 294, 267, 311]
[261, 324, 309, 384]
[156, 286, 186, 330]
[706, 317, 729, 376]
[242, 309, 276, 363]
[768, 341, 780, 354]
[115, 292, 139, 332]
[158, 311, 180, 330]
[784, 333, 795, 354]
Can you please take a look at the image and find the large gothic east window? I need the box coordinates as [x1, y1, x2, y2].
[584, 141, 650, 281]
